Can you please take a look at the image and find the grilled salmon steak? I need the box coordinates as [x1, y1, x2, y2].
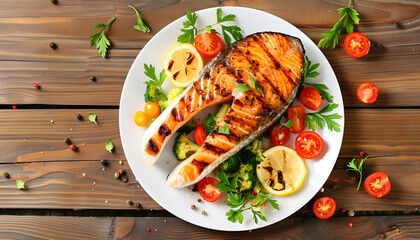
[141, 32, 305, 187]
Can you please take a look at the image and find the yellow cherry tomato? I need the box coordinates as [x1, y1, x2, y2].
[144, 101, 161, 118]
[134, 111, 148, 127]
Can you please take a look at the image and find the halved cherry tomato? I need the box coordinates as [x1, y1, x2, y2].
[295, 131, 324, 159]
[364, 172, 391, 198]
[194, 124, 207, 146]
[194, 32, 223, 58]
[313, 197, 336, 219]
[287, 106, 306, 133]
[344, 32, 370, 58]
[270, 124, 290, 146]
[197, 177, 222, 202]
[144, 101, 161, 118]
[357, 82, 378, 104]
[299, 87, 322, 110]
[134, 111, 148, 127]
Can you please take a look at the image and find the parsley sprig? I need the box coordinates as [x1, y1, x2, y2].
[144, 64, 167, 98]
[274, 119, 294, 130]
[346, 156, 368, 191]
[305, 103, 342, 132]
[178, 8, 243, 45]
[128, 5, 150, 33]
[214, 170, 279, 224]
[90, 17, 115, 58]
[303, 56, 333, 103]
[318, 0, 360, 49]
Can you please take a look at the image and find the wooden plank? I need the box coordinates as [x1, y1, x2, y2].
[0, 1, 419, 106]
[0, 215, 418, 240]
[0, 109, 418, 210]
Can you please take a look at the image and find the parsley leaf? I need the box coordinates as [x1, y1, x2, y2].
[226, 208, 244, 224]
[16, 179, 25, 189]
[177, 8, 198, 44]
[318, 0, 360, 49]
[235, 83, 252, 92]
[128, 5, 150, 33]
[346, 156, 368, 191]
[144, 63, 166, 93]
[275, 119, 294, 130]
[87, 113, 97, 124]
[226, 192, 244, 208]
[90, 17, 115, 58]
[105, 139, 114, 153]
[248, 67, 264, 97]
[218, 124, 230, 135]
[214, 170, 237, 192]
[305, 103, 342, 132]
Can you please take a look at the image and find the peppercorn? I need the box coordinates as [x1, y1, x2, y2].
[394, 20, 400, 27]
[359, 151, 365, 156]
[76, 114, 82, 120]
[118, 169, 126, 175]
[127, 200, 133, 205]
[33, 83, 40, 88]
[3, 172, 10, 178]
[12, 105, 17, 109]
[197, 198, 202, 203]
[135, 202, 142, 209]
[376, 43, 383, 48]
[121, 176, 128, 183]
[69, 144, 76, 151]
[51, 0, 57, 4]
[348, 210, 355, 217]
[348, 222, 353, 227]
[190, 204, 195, 209]
[114, 172, 120, 179]
[64, 137, 71, 144]
[100, 160, 108, 166]
[49, 42, 57, 49]
[146, 228, 151, 232]
[192, 184, 198, 192]
[201, 210, 206, 215]
[90, 76, 96, 82]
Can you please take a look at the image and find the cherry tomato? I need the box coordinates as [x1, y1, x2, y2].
[194, 124, 207, 146]
[344, 32, 370, 58]
[299, 87, 322, 110]
[313, 197, 336, 219]
[197, 177, 222, 202]
[287, 106, 306, 133]
[357, 82, 378, 104]
[134, 111, 148, 127]
[295, 131, 324, 159]
[364, 172, 391, 198]
[144, 101, 161, 118]
[194, 32, 223, 58]
[270, 124, 290, 146]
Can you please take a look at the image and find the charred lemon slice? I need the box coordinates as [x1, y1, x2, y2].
[164, 44, 203, 87]
[257, 146, 307, 196]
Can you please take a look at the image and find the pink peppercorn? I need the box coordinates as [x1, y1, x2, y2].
[33, 83, 39, 88]
[348, 223, 353, 227]
[69, 144, 76, 151]
[12, 105, 17, 109]
[359, 151, 365, 156]
[147, 228, 151, 232]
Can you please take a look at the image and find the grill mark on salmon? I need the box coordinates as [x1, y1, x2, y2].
[202, 142, 226, 155]
[159, 124, 171, 136]
[146, 139, 159, 154]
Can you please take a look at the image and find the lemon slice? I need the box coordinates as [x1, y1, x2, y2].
[164, 44, 203, 87]
[257, 146, 307, 196]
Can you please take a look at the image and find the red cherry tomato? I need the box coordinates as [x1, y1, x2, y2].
[194, 124, 207, 146]
[287, 106, 306, 133]
[197, 177, 222, 202]
[299, 87, 322, 110]
[270, 124, 290, 146]
[194, 32, 223, 58]
[357, 82, 378, 104]
[295, 131, 324, 159]
[344, 32, 370, 58]
[364, 172, 391, 198]
[313, 197, 336, 219]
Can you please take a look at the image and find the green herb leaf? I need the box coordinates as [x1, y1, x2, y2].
[87, 113, 97, 124]
[275, 119, 294, 129]
[128, 5, 150, 33]
[305, 104, 342, 132]
[235, 84, 252, 92]
[318, 0, 360, 49]
[248, 67, 264, 97]
[144, 63, 166, 93]
[268, 199, 280, 210]
[226, 208, 244, 224]
[226, 192, 244, 208]
[16, 179, 25, 189]
[218, 124, 230, 135]
[346, 156, 368, 191]
[105, 139, 114, 153]
[90, 17, 115, 58]
[177, 8, 198, 44]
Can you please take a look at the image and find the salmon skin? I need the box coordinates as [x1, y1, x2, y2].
[141, 32, 305, 187]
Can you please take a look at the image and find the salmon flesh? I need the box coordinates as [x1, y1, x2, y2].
[141, 32, 305, 188]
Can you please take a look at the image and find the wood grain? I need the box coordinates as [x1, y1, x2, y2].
[0, 109, 418, 210]
[0, 215, 418, 240]
[0, 0, 419, 106]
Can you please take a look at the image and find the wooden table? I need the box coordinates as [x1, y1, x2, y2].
[0, 0, 419, 239]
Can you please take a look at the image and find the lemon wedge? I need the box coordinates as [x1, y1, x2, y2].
[164, 44, 203, 87]
[257, 146, 307, 196]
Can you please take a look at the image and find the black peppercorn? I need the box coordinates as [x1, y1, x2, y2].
[127, 200, 133, 205]
[3, 172, 10, 178]
[51, 0, 57, 4]
[76, 114, 82, 120]
[118, 169, 126, 175]
[49, 42, 57, 49]
[64, 137, 71, 144]
[121, 176, 128, 183]
[90, 76, 96, 81]
[100, 160, 109, 166]
[135, 202, 142, 209]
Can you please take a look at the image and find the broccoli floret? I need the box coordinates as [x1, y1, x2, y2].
[203, 103, 230, 135]
[236, 164, 257, 192]
[238, 139, 266, 166]
[177, 119, 197, 134]
[220, 155, 241, 174]
[173, 133, 200, 161]
[144, 85, 166, 103]
[158, 87, 186, 111]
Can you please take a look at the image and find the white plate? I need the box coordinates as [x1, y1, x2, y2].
[119, 6, 344, 231]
